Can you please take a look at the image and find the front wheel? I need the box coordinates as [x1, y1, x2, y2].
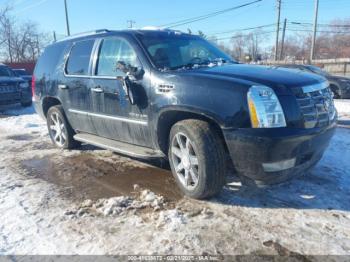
[46, 105, 80, 149]
[168, 119, 226, 199]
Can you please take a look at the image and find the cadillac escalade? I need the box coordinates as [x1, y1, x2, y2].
[33, 29, 337, 199]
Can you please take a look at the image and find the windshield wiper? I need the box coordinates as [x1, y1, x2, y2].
[162, 58, 236, 71]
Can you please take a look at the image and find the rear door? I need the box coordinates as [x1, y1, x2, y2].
[63, 39, 96, 134]
[89, 36, 152, 147]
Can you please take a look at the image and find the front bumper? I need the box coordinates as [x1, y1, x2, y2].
[0, 91, 21, 105]
[223, 123, 336, 184]
[0, 88, 31, 106]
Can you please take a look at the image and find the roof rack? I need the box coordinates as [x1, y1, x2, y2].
[56, 29, 110, 42]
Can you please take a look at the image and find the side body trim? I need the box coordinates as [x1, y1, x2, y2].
[68, 108, 148, 126]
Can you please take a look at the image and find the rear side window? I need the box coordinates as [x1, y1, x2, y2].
[66, 39, 95, 75]
[35, 42, 67, 79]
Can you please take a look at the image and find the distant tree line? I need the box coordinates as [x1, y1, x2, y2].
[0, 6, 49, 63]
[194, 18, 350, 62]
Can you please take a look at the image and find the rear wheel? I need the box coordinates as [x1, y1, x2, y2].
[47, 105, 80, 149]
[168, 119, 226, 199]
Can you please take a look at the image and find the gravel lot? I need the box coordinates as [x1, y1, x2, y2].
[0, 101, 349, 256]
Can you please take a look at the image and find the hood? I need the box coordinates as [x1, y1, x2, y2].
[177, 64, 326, 90]
[329, 75, 350, 81]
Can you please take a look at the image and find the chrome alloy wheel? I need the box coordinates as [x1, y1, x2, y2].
[171, 132, 199, 190]
[49, 112, 67, 147]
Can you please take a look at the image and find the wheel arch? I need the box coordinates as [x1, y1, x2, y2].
[156, 107, 227, 155]
[42, 96, 63, 118]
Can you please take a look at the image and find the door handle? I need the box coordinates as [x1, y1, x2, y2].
[58, 84, 68, 89]
[91, 87, 104, 93]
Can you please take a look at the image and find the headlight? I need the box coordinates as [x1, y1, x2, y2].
[19, 82, 29, 89]
[247, 85, 286, 128]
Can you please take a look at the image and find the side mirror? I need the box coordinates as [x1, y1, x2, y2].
[117, 61, 144, 80]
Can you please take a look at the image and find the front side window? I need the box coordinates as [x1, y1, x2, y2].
[96, 38, 140, 76]
[66, 39, 95, 75]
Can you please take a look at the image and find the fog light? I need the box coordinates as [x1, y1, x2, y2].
[262, 158, 296, 172]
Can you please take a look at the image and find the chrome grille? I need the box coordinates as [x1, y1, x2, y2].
[296, 86, 336, 128]
[0, 84, 17, 93]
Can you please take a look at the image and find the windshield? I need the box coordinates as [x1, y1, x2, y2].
[0, 66, 14, 77]
[305, 65, 329, 76]
[136, 33, 235, 70]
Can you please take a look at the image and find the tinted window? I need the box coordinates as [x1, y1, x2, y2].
[66, 40, 95, 75]
[96, 38, 140, 76]
[35, 42, 67, 79]
[0, 66, 14, 77]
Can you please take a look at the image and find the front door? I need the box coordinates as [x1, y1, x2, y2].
[63, 39, 96, 134]
[89, 37, 152, 147]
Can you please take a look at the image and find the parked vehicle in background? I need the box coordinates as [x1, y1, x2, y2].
[0, 64, 32, 107]
[33, 29, 336, 199]
[12, 69, 32, 84]
[276, 64, 350, 99]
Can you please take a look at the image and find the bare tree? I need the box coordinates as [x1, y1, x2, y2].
[0, 6, 15, 62]
[230, 33, 246, 61]
[245, 29, 269, 62]
[0, 5, 49, 63]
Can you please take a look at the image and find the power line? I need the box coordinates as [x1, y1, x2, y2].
[13, 0, 49, 14]
[290, 21, 350, 28]
[214, 30, 276, 41]
[209, 23, 276, 35]
[286, 28, 350, 34]
[159, 0, 263, 28]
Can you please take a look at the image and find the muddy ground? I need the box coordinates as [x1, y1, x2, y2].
[0, 104, 350, 256]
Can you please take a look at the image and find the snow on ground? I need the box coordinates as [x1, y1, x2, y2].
[0, 102, 350, 256]
[335, 99, 350, 126]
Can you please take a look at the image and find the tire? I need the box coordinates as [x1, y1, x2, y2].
[21, 100, 32, 107]
[46, 105, 80, 149]
[168, 119, 226, 199]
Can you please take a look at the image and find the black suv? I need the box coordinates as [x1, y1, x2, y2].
[33, 29, 336, 199]
[0, 64, 32, 107]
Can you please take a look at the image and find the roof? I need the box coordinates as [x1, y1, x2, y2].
[55, 28, 189, 43]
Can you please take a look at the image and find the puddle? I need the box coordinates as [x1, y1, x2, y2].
[6, 134, 33, 141]
[21, 153, 182, 202]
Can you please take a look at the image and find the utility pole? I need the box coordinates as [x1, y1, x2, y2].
[274, 0, 281, 61]
[64, 0, 70, 36]
[53, 31, 57, 42]
[279, 18, 287, 60]
[127, 20, 136, 29]
[310, 0, 319, 62]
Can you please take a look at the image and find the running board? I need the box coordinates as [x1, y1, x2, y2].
[73, 133, 165, 159]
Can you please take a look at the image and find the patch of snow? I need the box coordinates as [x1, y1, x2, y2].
[334, 100, 350, 115]
[0, 104, 350, 255]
